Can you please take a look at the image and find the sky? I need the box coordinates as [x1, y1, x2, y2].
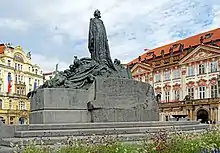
[0, 0, 220, 72]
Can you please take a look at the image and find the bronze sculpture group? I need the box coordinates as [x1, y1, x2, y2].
[28, 9, 131, 97]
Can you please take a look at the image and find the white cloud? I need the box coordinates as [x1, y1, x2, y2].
[31, 53, 69, 72]
[0, 18, 29, 31]
[0, 0, 219, 71]
[211, 4, 220, 28]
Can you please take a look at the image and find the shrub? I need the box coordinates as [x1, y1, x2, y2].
[13, 126, 220, 153]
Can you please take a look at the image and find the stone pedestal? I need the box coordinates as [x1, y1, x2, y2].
[30, 77, 159, 124]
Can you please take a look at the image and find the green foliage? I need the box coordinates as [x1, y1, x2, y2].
[12, 126, 220, 153]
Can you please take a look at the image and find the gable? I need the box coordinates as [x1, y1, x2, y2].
[179, 45, 220, 64]
[131, 63, 152, 74]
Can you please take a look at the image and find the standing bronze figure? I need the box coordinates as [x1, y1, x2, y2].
[88, 9, 116, 70]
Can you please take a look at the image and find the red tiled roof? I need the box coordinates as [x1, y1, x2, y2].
[128, 28, 220, 65]
[0, 44, 6, 54]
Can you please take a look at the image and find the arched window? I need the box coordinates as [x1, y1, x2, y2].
[18, 101, 25, 110]
[14, 53, 24, 63]
[0, 99, 2, 109]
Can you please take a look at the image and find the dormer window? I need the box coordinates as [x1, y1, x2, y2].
[161, 50, 164, 58]
[205, 33, 213, 39]
[172, 43, 179, 49]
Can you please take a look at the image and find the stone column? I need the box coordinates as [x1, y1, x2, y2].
[188, 108, 193, 120]
[215, 107, 218, 121]
[191, 109, 194, 120]
[210, 107, 213, 121]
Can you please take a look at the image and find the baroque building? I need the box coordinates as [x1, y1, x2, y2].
[0, 43, 43, 124]
[128, 28, 220, 123]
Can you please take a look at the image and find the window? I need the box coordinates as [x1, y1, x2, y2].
[15, 63, 17, 70]
[21, 88, 24, 95]
[165, 92, 170, 102]
[155, 73, 161, 82]
[211, 85, 218, 98]
[173, 69, 180, 79]
[188, 87, 194, 99]
[15, 75, 18, 82]
[29, 78, 31, 84]
[198, 64, 205, 74]
[8, 60, 11, 67]
[9, 100, 12, 109]
[139, 77, 143, 82]
[210, 61, 217, 72]
[20, 65, 23, 71]
[145, 75, 149, 83]
[163, 71, 170, 81]
[174, 90, 180, 101]
[205, 33, 213, 39]
[18, 64, 20, 70]
[199, 86, 206, 99]
[35, 69, 38, 74]
[18, 75, 20, 82]
[18, 101, 25, 110]
[29, 67, 31, 72]
[21, 76, 23, 82]
[16, 87, 20, 94]
[0, 99, 2, 109]
[188, 66, 194, 76]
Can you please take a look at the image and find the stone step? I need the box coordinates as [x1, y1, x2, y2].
[1, 129, 206, 147]
[0, 146, 13, 153]
[16, 121, 199, 131]
[14, 124, 209, 138]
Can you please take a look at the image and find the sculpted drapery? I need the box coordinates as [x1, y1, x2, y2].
[88, 9, 116, 71]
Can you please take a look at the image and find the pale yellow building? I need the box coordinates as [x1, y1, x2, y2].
[0, 43, 43, 124]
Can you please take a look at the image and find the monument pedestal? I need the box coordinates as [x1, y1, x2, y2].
[30, 77, 159, 124]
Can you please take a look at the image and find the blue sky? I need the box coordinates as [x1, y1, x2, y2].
[0, 0, 220, 72]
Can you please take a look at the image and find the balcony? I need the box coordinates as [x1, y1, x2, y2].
[159, 97, 220, 108]
[15, 81, 26, 86]
[6, 109, 29, 116]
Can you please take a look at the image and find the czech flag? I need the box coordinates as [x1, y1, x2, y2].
[7, 74, 12, 93]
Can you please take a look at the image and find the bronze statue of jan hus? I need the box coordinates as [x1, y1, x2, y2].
[27, 9, 132, 98]
[88, 9, 116, 71]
